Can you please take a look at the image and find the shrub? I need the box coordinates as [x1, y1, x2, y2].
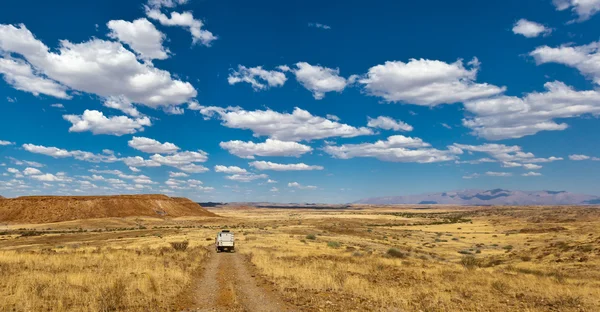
[458, 250, 472, 255]
[520, 255, 532, 261]
[305, 234, 316, 240]
[327, 241, 341, 248]
[460, 255, 479, 269]
[387, 248, 407, 258]
[502, 245, 513, 251]
[170, 241, 189, 251]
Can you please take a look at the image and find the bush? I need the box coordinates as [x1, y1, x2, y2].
[502, 245, 513, 251]
[170, 241, 189, 251]
[460, 255, 479, 269]
[327, 241, 341, 248]
[305, 234, 316, 240]
[387, 248, 407, 258]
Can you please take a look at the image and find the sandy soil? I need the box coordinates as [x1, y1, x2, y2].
[184, 248, 297, 312]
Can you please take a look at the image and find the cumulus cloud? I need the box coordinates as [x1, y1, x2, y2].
[522, 172, 542, 176]
[214, 165, 248, 174]
[226, 173, 268, 182]
[147, 0, 188, 9]
[485, 171, 512, 177]
[249, 161, 324, 171]
[324, 135, 459, 163]
[6, 157, 44, 167]
[553, 0, 600, 22]
[0, 24, 196, 108]
[23, 144, 119, 163]
[128, 136, 179, 154]
[63, 110, 151, 136]
[107, 18, 169, 60]
[145, 8, 217, 46]
[367, 116, 413, 132]
[0, 140, 14, 145]
[452, 143, 561, 171]
[199, 106, 374, 142]
[531, 41, 600, 86]
[270, 187, 279, 192]
[219, 139, 312, 159]
[308, 22, 331, 30]
[169, 171, 188, 177]
[0, 57, 69, 98]
[292, 62, 351, 99]
[103, 96, 142, 117]
[463, 81, 600, 140]
[287, 182, 317, 190]
[512, 19, 552, 38]
[569, 154, 590, 160]
[228, 65, 287, 90]
[358, 58, 504, 106]
[23, 167, 41, 175]
[267, 179, 277, 183]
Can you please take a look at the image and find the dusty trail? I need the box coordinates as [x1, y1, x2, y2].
[185, 249, 296, 312]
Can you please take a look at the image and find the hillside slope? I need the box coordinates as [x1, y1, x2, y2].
[355, 189, 600, 205]
[0, 194, 217, 223]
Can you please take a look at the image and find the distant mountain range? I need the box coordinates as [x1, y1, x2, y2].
[354, 189, 600, 206]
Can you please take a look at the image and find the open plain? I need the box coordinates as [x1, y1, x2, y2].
[1, 200, 600, 311]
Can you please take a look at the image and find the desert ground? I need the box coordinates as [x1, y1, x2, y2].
[1, 200, 600, 311]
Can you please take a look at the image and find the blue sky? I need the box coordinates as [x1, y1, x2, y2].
[1, 0, 600, 203]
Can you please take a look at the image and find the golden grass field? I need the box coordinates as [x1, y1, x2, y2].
[1, 205, 600, 311]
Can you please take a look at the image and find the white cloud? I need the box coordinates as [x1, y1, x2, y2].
[226, 173, 267, 182]
[147, 0, 188, 9]
[292, 62, 350, 99]
[324, 135, 458, 163]
[522, 172, 542, 176]
[169, 171, 189, 177]
[23, 167, 41, 175]
[0, 140, 14, 145]
[287, 182, 317, 190]
[7, 168, 19, 174]
[569, 154, 591, 160]
[200, 106, 374, 142]
[270, 187, 279, 192]
[214, 165, 248, 174]
[308, 23, 331, 30]
[23, 144, 120, 163]
[452, 143, 562, 166]
[150, 151, 208, 166]
[463, 81, 600, 140]
[171, 163, 209, 173]
[512, 19, 552, 38]
[249, 161, 324, 171]
[30, 172, 71, 182]
[367, 116, 413, 132]
[326, 114, 340, 121]
[485, 171, 512, 177]
[51, 103, 64, 108]
[128, 136, 179, 154]
[7, 157, 44, 167]
[63, 110, 151, 136]
[129, 166, 141, 172]
[0, 24, 196, 108]
[122, 156, 161, 167]
[553, 0, 600, 22]
[358, 58, 504, 106]
[145, 8, 217, 46]
[228, 65, 287, 90]
[523, 163, 543, 170]
[0, 57, 69, 99]
[531, 41, 600, 86]
[462, 173, 480, 179]
[107, 18, 169, 60]
[220, 139, 312, 159]
[267, 179, 277, 183]
[103, 96, 141, 117]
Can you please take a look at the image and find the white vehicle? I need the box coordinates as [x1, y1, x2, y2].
[216, 230, 234, 252]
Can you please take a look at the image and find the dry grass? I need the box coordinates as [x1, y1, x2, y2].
[1, 205, 600, 311]
[0, 228, 214, 311]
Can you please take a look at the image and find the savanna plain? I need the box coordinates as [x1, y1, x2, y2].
[1, 202, 600, 311]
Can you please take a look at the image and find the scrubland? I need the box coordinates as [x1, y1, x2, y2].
[1, 205, 600, 311]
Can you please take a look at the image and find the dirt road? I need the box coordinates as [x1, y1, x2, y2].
[184, 249, 297, 312]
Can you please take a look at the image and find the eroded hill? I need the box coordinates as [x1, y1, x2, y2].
[0, 194, 217, 223]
